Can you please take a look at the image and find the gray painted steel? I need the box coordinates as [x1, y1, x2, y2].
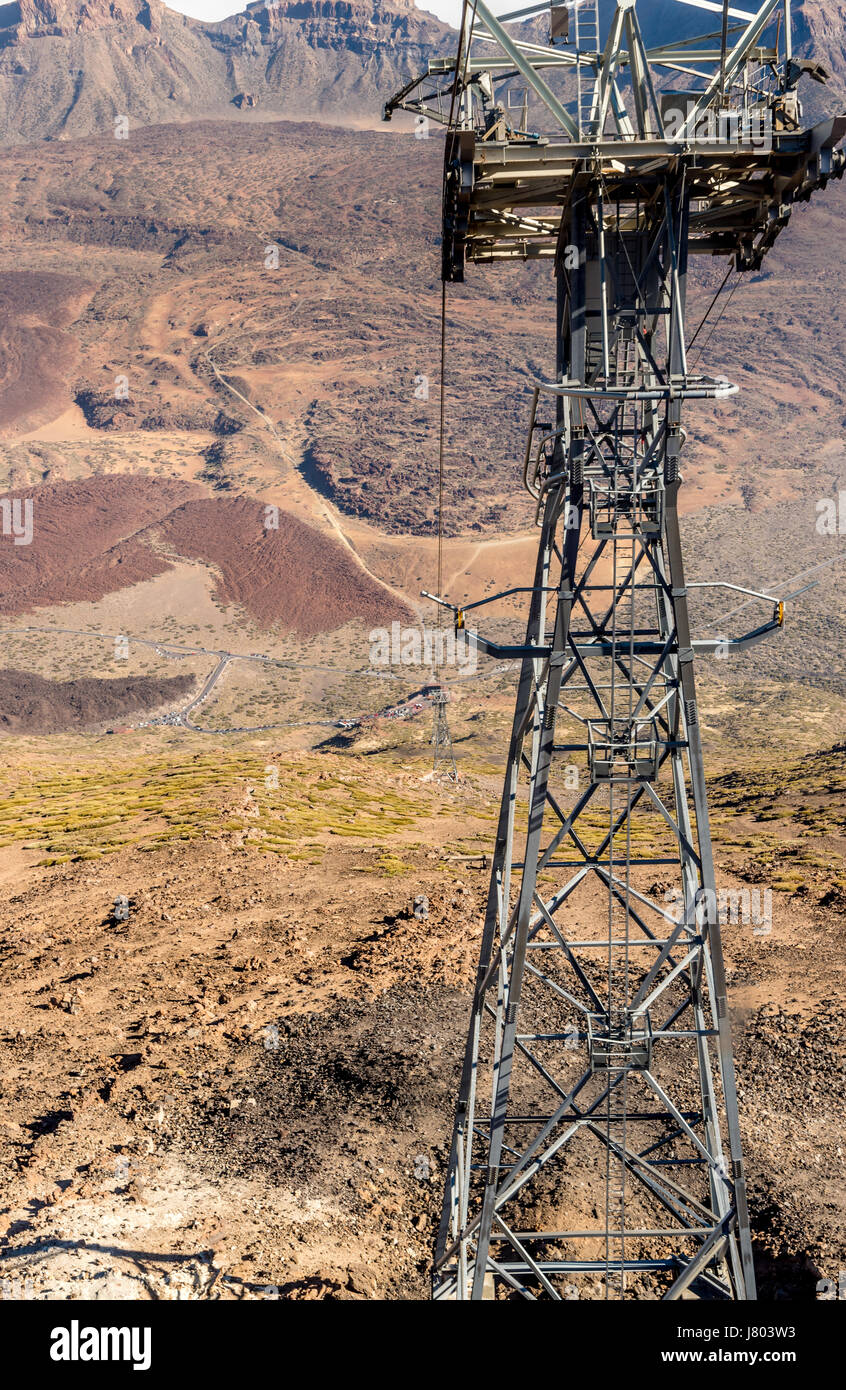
[383, 0, 845, 1301]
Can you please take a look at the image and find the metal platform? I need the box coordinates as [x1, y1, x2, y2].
[385, 0, 845, 276]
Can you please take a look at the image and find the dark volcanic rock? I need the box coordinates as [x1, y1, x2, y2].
[0, 666, 195, 732]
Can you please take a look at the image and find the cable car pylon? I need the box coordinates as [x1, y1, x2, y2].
[385, 0, 845, 1300]
[431, 687, 458, 781]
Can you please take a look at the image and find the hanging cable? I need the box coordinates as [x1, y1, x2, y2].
[436, 277, 448, 684]
[689, 269, 742, 370]
[431, 0, 477, 743]
[433, 0, 478, 686]
[688, 264, 733, 351]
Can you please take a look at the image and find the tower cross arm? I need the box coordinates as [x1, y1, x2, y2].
[472, 0, 580, 140]
[681, 0, 784, 134]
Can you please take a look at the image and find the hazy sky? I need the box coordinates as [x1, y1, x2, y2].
[165, 1, 464, 25]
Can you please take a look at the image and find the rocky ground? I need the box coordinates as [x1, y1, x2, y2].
[0, 740, 842, 1301]
[0, 18, 844, 1307]
[2, 118, 846, 542]
[0, 668, 196, 734]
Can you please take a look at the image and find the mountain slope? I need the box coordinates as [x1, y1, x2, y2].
[0, 0, 451, 143]
[1, 0, 844, 145]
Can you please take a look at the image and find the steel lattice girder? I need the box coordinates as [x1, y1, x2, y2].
[461, 128, 844, 262]
[386, 0, 846, 277]
[433, 173, 756, 1302]
[440, 122, 846, 275]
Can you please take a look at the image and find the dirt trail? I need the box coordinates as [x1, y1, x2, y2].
[204, 340, 423, 619]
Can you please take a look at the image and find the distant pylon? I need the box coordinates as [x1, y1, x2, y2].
[431, 687, 457, 780]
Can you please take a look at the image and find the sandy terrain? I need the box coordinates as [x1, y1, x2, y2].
[0, 475, 410, 635]
[0, 737, 842, 1299]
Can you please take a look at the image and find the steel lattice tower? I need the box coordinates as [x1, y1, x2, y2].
[386, 0, 844, 1300]
[431, 688, 458, 780]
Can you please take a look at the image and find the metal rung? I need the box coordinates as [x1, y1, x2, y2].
[512, 859, 682, 868]
[527, 940, 682, 949]
[480, 1259, 679, 1274]
[509, 1229, 718, 1241]
[492, 1112, 701, 1124]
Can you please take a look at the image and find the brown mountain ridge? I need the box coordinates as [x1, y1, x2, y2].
[0, 0, 451, 143]
[1, 1, 844, 146]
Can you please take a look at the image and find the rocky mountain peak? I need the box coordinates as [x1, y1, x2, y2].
[12, 0, 164, 36]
